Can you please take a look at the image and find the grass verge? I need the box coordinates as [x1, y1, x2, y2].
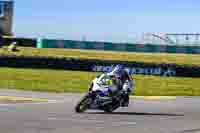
[0, 67, 199, 96]
[1, 47, 200, 66]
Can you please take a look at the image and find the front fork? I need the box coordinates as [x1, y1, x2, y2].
[88, 83, 93, 92]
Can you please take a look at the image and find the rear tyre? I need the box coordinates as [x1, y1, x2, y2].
[104, 101, 120, 113]
[104, 107, 114, 113]
[75, 96, 91, 113]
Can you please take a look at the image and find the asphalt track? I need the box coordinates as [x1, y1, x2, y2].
[0, 89, 200, 133]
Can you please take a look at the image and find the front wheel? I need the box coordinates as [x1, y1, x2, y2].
[75, 95, 91, 113]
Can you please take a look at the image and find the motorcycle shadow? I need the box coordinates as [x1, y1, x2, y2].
[86, 111, 184, 116]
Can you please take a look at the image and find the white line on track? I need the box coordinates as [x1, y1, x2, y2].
[47, 117, 137, 126]
[0, 100, 62, 106]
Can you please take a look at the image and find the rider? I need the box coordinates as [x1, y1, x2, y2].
[107, 64, 134, 107]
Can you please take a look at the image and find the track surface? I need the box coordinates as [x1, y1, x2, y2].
[0, 89, 200, 133]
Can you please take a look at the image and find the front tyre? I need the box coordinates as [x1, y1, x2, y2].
[75, 95, 91, 113]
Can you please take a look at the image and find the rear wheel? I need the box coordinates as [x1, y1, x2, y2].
[75, 96, 91, 113]
[104, 100, 120, 113]
[104, 106, 114, 113]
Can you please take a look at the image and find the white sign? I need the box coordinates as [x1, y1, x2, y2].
[92, 65, 176, 77]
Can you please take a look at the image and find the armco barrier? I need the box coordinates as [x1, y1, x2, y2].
[1, 55, 200, 77]
[37, 39, 200, 54]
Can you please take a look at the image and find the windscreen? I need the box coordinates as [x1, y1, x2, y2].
[97, 74, 113, 87]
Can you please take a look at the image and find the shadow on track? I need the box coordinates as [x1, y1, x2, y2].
[179, 128, 200, 133]
[86, 112, 184, 116]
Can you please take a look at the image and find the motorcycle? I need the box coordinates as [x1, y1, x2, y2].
[75, 73, 127, 113]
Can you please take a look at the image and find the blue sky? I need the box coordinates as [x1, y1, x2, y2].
[13, 0, 200, 42]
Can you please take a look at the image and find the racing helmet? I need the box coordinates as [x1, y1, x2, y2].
[108, 64, 125, 77]
[124, 68, 132, 76]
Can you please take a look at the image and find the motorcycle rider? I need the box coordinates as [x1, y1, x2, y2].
[107, 64, 134, 107]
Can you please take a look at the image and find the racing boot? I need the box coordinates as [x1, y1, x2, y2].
[121, 92, 129, 107]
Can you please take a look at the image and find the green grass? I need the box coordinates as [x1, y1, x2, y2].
[0, 67, 200, 96]
[1, 47, 200, 66]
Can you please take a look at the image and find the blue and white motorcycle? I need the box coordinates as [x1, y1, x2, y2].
[75, 73, 127, 113]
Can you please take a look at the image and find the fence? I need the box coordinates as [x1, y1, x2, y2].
[37, 39, 200, 54]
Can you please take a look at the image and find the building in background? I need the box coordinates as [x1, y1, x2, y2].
[141, 33, 200, 46]
[0, 0, 14, 36]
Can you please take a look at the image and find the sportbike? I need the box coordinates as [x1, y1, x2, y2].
[75, 73, 128, 113]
